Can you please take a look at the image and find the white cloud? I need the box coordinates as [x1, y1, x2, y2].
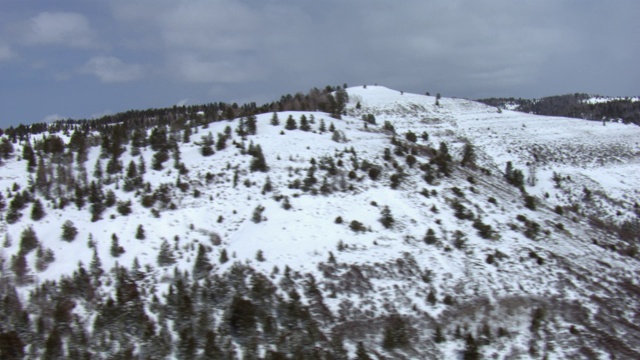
[42, 114, 65, 123]
[0, 42, 15, 61]
[23, 12, 95, 48]
[82, 56, 144, 83]
[170, 54, 263, 83]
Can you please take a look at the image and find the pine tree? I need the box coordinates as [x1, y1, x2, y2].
[262, 177, 273, 193]
[35, 245, 55, 272]
[249, 145, 268, 172]
[319, 118, 326, 133]
[424, 228, 437, 244]
[0, 331, 25, 360]
[355, 342, 372, 360]
[11, 254, 29, 284]
[135, 225, 145, 240]
[246, 115, 257, 135]
[30, 199, 45, 221]
[157, 240, 175, 266]
[42, 328, 63, 360]
[270, 112, 280, 126]
[461, 143, 476, 167]
[93, 158, 103, 179]
[22, 142, 36, 172]
[299, 115, 311, 131]
[228, 295, 257, 337]
[182, 126, 192, 143]
[427, 290, 437, 305]
[110, 234, 125, 257]
[382, 315, 409, 350]
[434, 325, 445, 343]
[90, 249, 103, 278]
[219, 249, 229, 264]
[193, 244, 212, 279]
[61, 220, 78, 242]
[463, 333, 480, 360]
[19, 226, 39, 255]
[285, 115, 297, 130]
[379, 206, 394, 229]
[251, 205, 265, 223]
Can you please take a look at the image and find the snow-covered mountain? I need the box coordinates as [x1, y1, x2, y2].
[1, 85, 639, 359]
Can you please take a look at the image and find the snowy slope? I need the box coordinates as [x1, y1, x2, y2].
[1, 85, 639, 359]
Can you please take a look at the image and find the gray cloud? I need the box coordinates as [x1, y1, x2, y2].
[0, 41, 14, 61]
[22, 12, 95, 48]
[0, 0, 638, 127]
[81, 56, 144, 83]
[168, 53, 264, 83]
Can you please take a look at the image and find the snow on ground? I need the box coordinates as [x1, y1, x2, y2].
[1, 85, 639, 358]
[583, 96, 640, 104]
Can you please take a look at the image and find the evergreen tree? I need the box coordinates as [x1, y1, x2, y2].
[182, 126, 192, 143]
[246, 115, 257, 135]
[117, 200, 132, 215]
[434, 325, 445, 343]
[22, 142, 36, 172]
[463, 333, 480, 360]
[90, 202, 105, 222]
[216, 133, 227, 151]
[262, 176, 273, 193]
[93, 158, 103, 180]
[382, 314, 409, 349]
[123, 160, 139, 191]
[228, 295, 257, 337]
[251, 205, 265, 223]
[30, 199, 45, 221]
[35, 156, 49, 195]
[11, 254, 29, 284]
[379, 206, 394, 229]
[427, 290, 437, 305]
[249, 145, 268, 172]
[42, 328, 63, 360]
[193, 244, 212, 279]
[104, 190, 116, 207]
[19, 226, 39, 255]
[355, 342, 372, 360]
[110, 234, 125, 257]
[157, 240, 175, 266]
[299, 115, 311, 131]
[285, 115, 298, 130]
[135, 225, 145, 240]
[61, 220, 78, 242]
[405, 131, 417, 142]
[219, 249, 229, 264]
[0, 331, 25, 360]
[138, 155, 146, 175]
[35, 245, 55, 272]
[424, 228, 437, 244]
[461, 143, 476, 167]
[90, 249, 103, 278]
[270, 112, 280, 126]
[105, 154, 122, 175]
[504, 161, 524, 188]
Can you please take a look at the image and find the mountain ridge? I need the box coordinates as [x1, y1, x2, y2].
[0, 85, 639, 359]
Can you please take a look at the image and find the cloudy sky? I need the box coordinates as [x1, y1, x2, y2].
[0, 0, 638, 128]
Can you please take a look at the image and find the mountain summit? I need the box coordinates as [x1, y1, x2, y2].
[1, 85, 639, 359]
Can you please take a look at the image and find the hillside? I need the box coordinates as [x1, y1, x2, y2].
[477, 93, 640, 125]
[0, 85, 639, 359]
